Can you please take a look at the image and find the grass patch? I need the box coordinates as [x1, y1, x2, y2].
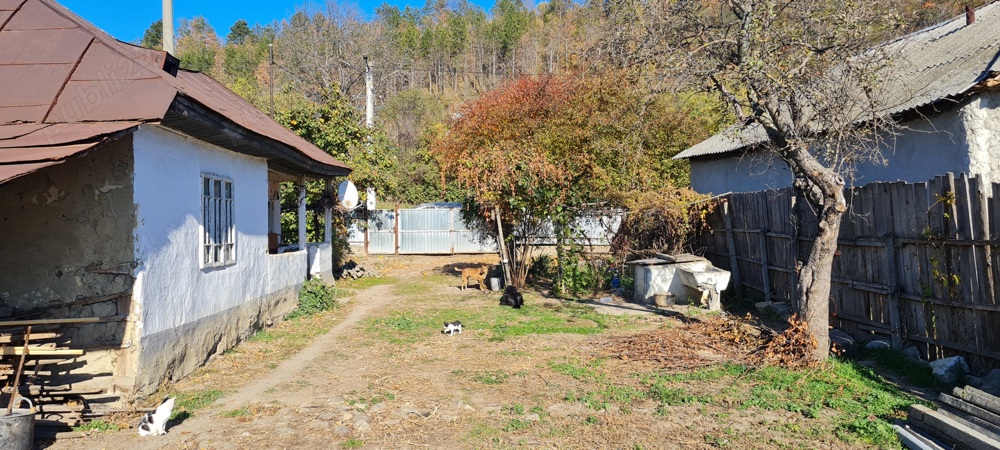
[851, 348, 936, 388]
[287, 277, 339, 319]
[341, 437, 364, 449]
[72, 419, 119, 433]
[222, 407, 251, 418]
[174, 389, 225, 416]
[473, 370, 512, 385]
[503, 418, 532, 432]
[467, 423, 500, 441]
[338, 276, 394, 290]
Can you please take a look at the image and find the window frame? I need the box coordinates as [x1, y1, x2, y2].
[201, 173, 236, 268]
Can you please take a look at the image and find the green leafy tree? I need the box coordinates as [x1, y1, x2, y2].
[176, 17, 220, 73]
[139, 19, 162, 49]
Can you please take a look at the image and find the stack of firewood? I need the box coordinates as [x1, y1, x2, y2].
[0, 318, 101, 440]
[897, 386, 1000, 449]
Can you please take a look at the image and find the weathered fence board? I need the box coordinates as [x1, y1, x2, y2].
[700, 173, 1000, 371]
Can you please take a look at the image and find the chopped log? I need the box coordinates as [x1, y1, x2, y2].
[941, 393, 1000, 428]
[909, 404, 1000, 450]
[0, 318, 99, 327]
[0, 348, 83, 356]
[35, 404, 85, 413]
[0, 332, 59, 344]
[954, 387, 1000, 417]
[11, 292, 129, 318]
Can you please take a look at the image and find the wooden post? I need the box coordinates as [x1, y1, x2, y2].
[297, 178, 307, 249]
[6, 326, 30, 415]
[323, 180, 332, 244]
[495, 205, 512, 286]
[790, 195, 800, 310]
[723, 199, 743, 298]
[394, 203, 400, 255]
[885, 235, 902, 349]
[760, 229, 772, 302]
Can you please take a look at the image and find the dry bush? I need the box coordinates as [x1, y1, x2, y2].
[610, 186, 717, 259]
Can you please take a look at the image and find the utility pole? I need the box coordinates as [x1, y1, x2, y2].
[364, 55, 373, 128]
[269, 43, 274, 118]
[162, 0, 174, 54]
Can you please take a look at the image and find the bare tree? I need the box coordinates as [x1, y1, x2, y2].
[608, 0, 917, 360]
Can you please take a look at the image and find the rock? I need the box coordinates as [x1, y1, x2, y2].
[978, 368, 1000, 396]
[902, 346, 921, 361]
[461, 405, 476, 414]
[865, 339, 890, 350]
[929, 356, 969, 385]
[964, 375, 983, 389]
[333, 425, 351, 437]
[241, 432, 252, 438]
[524, 413, 541, 421]
[829, 329, 855, 348]
[369, 403, 388, 414]
[354, 402, 368, 410]
[317, 413, 337, 421]
[353, 419, 372, 433]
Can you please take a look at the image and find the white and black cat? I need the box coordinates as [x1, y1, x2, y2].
[138, 396, 175, 436]
[442, 321, 463, 335]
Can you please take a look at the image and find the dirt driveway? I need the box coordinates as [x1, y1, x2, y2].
[42, 255, 889, 449]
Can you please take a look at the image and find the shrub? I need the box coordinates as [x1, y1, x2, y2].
[288, 277, 338, 319]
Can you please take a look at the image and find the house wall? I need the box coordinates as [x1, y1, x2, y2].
[130, 125, 304, 396]
[963, 90, 1000, 187]
[0, 136, 136, 383]
[688, 105, 977, 194]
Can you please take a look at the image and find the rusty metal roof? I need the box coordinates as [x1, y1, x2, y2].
[675, 2, 1000, 160]
[0, 0, 350, 185]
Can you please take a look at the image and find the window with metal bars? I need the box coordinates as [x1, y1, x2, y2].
[202, 174, 235, 267]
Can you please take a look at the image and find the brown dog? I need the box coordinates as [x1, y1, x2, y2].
[459, 265, 489, 290]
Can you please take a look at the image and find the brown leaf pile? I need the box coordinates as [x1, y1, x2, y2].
[746, 314, 819, 369]
[606, 313, 820, 370]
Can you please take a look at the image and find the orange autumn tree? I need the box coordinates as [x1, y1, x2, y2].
[432, 74, 719, 291]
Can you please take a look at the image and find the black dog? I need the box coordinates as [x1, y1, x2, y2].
[499, 285, 523, 309]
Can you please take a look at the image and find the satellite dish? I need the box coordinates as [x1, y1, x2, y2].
[366, 187, 376, 210]
[338, 180, 358, 209]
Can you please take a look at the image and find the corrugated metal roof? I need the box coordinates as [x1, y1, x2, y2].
[675, 2, 1000, 160]
[0, 0, 350, 185]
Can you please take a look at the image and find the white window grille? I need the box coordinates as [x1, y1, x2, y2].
[202, 174, 235, 267]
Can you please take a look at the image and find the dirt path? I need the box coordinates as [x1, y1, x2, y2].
[46, 281, 402, 450]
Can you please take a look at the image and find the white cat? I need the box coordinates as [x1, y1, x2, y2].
[442, 321, 463, 336]
[138, 396, 175, 436]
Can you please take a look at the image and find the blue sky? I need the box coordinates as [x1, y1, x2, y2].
[59, 0, 499, 44]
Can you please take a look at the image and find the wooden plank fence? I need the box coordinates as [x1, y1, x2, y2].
[699, 172, 1000, 371]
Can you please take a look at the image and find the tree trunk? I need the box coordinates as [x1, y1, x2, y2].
[782, 143, 846, 361]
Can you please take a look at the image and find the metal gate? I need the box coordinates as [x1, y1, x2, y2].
[365, 208, 497, 255]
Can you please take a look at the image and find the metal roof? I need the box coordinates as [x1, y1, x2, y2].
[0, 0, 350, 185]
[675, 2, 1000, 160]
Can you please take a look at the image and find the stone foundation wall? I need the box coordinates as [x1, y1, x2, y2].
[133, 284, 299, 397]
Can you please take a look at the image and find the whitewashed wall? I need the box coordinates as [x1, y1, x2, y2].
[132, 125, 272, 335]
[688, 100, 984, 195]
[130, 125, 304, 393]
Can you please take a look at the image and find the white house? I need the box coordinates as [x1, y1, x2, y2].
[674, 3, 1000, 194]
[0, 0, 350, 396]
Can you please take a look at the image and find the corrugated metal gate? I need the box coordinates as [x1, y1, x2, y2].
[365, 208, 498, 255]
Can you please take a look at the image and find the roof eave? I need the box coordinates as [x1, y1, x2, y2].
[162, 96, 351, 179]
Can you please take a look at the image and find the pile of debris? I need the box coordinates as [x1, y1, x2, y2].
[897, 385, 1000, 449]
[605, 313, 824, 370]
[338, 260, 380, 280]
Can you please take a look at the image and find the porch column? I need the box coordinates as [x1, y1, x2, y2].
[324, 179, 333, 243]
[298, 177, 307, 249]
